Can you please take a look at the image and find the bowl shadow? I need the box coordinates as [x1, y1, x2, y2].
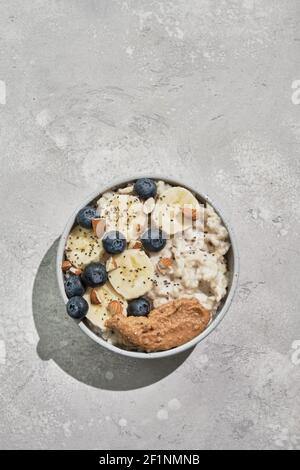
[32, 239, 193, 390]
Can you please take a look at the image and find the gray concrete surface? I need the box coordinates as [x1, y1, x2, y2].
[0, 0, 300, 450]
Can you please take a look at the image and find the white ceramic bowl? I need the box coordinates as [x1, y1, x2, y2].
[56, 176, 239, 359]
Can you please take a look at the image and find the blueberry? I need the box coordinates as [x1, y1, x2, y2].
[76, 205, 98, 229]
[127, 297, 151, 317]
[66, 296, 89, 319]
[64, 275, 85, 298]
[81, 262, 108, 287]
[102, 231, 127, 254]
[134, 178, 157, 200]
[141, 228, 167, 252]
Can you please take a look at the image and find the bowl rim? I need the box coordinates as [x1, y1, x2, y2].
[56, 175, 239, 359]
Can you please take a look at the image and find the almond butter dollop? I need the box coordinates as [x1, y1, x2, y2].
[105, 298, 211, 352]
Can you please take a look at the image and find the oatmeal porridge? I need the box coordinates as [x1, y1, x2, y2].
[62, 178, 230, 352]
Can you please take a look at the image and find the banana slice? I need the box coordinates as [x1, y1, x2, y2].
[97, 194, 147, 240]
[65, 225, 104, 269]
[84, 283, 127, 330]
[152, 186, 201, 235]
[108, 249, 154, 300]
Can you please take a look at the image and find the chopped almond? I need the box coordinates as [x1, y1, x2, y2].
[106, 256, 118, 272]
[92, 217, 106, 238]
[108, 300, 123, 316]
[62, 260, 72, 272]
[143, 197, 155, 214]
[159, 257, 173, 267]
[90, 288, 101, 305]
[182, 207, 199, 221]
[129, 240, 143, 249]
[157, 257, 173, 274]
[118, 185, 134, 194]
[69, 266, 82, 276]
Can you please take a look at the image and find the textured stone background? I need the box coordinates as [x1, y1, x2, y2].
[0, 0, 300, 450]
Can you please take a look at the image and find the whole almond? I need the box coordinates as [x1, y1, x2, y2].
[90, 288, 101, 305]
[92, 218, 106, 238]
[62, 260, 72, 272]
[108, 300, 123, 316]
[143, 197, 155, 215]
